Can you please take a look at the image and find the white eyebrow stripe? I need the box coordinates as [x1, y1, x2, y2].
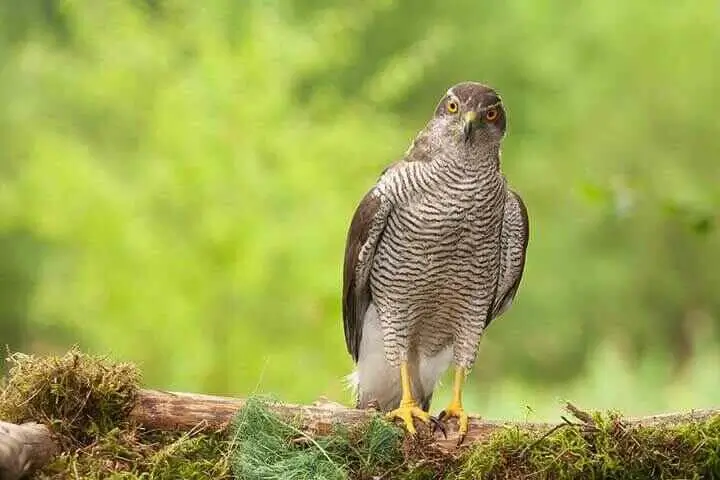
[478, 101, 502, 111]
[446, 89, 460, 103]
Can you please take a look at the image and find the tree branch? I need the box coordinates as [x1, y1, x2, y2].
[128, 390, 719, 451]
[0, 421, 57, 480]
[1, 388, 718, 477]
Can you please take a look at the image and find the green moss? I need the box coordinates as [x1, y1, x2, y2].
[0, 347, 139, 447]
[2, 350, 718, 479]
[230, 396, 399, 479]
[36, 429, 232, 480]
[229, 396, 458, 480]
[0, 349, 232, 479]
[230, 400, 720, 479]
[455, 411, 720, 479]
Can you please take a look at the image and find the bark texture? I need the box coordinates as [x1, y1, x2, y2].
[1, 388, 718, 476]
[0, 421, 57, 480]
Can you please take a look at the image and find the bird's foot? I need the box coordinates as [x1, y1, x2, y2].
[385, 400, 431, 435]
[435, 402, 469, 445]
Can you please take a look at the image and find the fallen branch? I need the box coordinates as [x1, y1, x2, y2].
[4, 350, 719, 478]
[1, 387, 719, 477]
[129, 390, 719, 451]
[0, 421, 57, 480]
[131, 389, 556, 450]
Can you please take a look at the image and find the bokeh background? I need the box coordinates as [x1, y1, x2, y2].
[1, 0, 718, 421]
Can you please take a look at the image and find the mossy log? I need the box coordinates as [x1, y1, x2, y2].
[3, 386, 718, 477]
[133, 389, 549, 449]
[130, 389, 720, 448]
[1, 350, 719, 478]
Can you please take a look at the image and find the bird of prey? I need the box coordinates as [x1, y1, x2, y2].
[342, 82, 529, 442]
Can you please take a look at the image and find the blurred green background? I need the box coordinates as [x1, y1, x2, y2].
[1, 0, 718, 421]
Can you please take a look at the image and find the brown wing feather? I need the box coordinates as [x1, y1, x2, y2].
[342, 189, 386, 362]
[342, 152, 426, 361]
[488, 189, 529, 324]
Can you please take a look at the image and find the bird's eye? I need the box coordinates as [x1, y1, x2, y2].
[447, 101, 458, 113]
[485, 107, 499, 122]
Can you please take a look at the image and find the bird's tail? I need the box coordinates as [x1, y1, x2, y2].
[342, 369, 360, 405]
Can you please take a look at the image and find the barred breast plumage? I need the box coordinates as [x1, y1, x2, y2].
[342, 82, 529, 434]
[371, 156, 506, 368]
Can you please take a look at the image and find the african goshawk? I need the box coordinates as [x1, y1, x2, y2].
[342, 82, 529, 442]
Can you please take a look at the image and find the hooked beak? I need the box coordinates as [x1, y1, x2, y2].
[463, 111, 477, 142]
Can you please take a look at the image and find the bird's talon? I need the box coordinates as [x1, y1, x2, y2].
[385, 401, 431, 435]
[437, 403, 469, 444]
[430, 416, 447, 438]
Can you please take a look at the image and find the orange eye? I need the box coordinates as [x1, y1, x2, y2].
[485, 107, 498, 122]
[447, 101, 458, 113]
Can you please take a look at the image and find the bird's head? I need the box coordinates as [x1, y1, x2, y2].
[430, 82, 507, 152]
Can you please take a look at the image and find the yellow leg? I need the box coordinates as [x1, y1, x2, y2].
[438, 366, 470, 443]
[385, 361, 431, 434]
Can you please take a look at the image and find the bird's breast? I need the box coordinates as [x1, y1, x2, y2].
[394, 175, 504, 249]
[372, 174, 504, 298]
[369, 169, 506, 357]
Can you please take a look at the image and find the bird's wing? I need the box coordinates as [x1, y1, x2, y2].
[487, 189, 529, 325]
[342, 187, 392, 362]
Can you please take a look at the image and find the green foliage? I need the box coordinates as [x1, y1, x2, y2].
[230, 397, 408, 480]
[0, 349, 231, 479]
[456, 412, 720, 479]
[39, 429, 232, 480]
[0, 348, 139, 447]
[229, 397, 720, 479]
[1, 350, 718, 479]
[0, 0, 718, 419]
[0, 230, 46, 359]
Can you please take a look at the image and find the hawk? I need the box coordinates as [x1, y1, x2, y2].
[342, 82, 529, 442]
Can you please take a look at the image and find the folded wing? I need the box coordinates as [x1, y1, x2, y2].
[488, 189, 530, 325]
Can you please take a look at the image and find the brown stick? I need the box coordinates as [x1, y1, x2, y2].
[129, 389, 720, 451]
[131, 390, 373, 437]
[132, 389, 554, 450]
[132, 389, 523, 449]
[0, 421, 57, 480]
[1, 390, 718, 476]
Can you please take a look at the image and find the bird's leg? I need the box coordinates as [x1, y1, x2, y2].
[436, 366, 470, 444]
[385, 361, 431, 434]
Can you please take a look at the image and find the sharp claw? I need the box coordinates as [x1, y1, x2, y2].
[430, 416, 447, 439]
[386, 403, 431, 435]
[435, 405, 469, 444]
